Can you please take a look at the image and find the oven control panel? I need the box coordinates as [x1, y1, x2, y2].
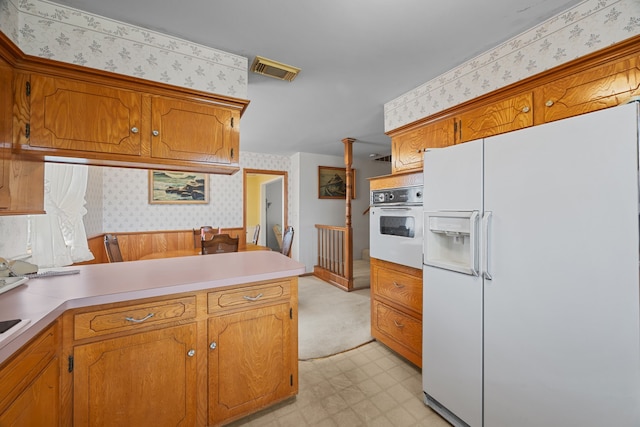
[371, 185, 423, 206]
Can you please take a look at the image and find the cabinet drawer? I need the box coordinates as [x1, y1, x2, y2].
[373, 266, 422, 314]
[74, 296, 197, 340]
[0, 321, 59, 413]
[372, 301, 422, 357]
[208, 281, 291, 313]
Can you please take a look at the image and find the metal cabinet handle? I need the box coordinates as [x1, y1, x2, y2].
[243, 293, 263, 302]
[125, 313, 154, 323]
[545, 100, 554, 107]
[187, 349, 195, 357]
[393, 320, 404, 328]
[522, 106, 530, 113]
[392, 282, 405, 289]
[152, 130, 159, 136]
[210, 342, 217, 350]
[130, 127, 139, 134]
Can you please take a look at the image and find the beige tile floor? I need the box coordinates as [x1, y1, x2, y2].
[226, 341, 451, 427]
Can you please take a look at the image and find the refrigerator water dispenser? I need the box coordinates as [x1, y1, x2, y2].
[424, 211, 479, 275]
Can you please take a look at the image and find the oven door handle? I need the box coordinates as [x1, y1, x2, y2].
[377, 206, 413, 211]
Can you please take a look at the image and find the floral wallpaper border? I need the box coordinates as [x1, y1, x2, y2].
[384, 0, 640, 132]
[0, 0, 248, 99]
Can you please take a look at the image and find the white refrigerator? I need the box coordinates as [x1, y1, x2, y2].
[422, 102, 640, 427]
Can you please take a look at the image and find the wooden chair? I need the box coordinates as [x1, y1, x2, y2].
[104, 234, 124, 262]
[193, 226, 218, 248]
[201, 234, 239, 254]
[281, 226, 294, 257]
[251, 224, 260, 245]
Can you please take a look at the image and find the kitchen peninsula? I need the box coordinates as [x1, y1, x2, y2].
[0, 251, 305, 426]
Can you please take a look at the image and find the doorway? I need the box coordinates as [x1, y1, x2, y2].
[243, 169, 288, 251]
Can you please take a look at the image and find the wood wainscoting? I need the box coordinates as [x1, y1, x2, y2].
[76, 228, 245, 264]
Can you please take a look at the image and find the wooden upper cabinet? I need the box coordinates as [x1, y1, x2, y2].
[0, 61, 12, 208]
[151, 96, 239, 164]
[456, 92, 533, 144]
[536, 56, 640, 124]
[27, 74, 143, 155]
[0, 64, 44, 215]
[13, 69, 247, 174]
[391, 118, 454, 174]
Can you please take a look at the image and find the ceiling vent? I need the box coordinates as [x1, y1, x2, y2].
[370, 154, 392, 162]
[251, 56, 301, 82]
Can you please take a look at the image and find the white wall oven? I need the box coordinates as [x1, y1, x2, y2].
[370, 185, 423, 269]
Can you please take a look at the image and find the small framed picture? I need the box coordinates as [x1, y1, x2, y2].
[318, 166, 356, 199]
[149, 170, 209, 204]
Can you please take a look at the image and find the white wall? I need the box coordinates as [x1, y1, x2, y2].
[291, 152, 390, 273]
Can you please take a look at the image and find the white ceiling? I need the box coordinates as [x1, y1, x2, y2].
[51, 0, 584, 160]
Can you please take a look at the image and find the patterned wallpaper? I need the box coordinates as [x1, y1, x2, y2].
[97, 152, 291, 232]
[384, 0, 640, 132]
[0, 0, 247, 99]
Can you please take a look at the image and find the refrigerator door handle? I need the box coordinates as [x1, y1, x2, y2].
[469, 211, 480, 276]
[482, 211, 493, 280]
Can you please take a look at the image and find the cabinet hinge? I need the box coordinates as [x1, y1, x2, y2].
[68, 355, 74, 373]
[230, 117, 234, 128]
[25, 81, 30, 96]
[290, 374, 293, 386]
[289, 308, 292, 319]
[25, 123, 30, 139]
[230, 148, 234, 159]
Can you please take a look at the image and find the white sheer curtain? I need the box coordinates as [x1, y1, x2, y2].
[29, 163, 94, 267]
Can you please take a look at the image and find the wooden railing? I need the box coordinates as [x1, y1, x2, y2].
[312, 138, 357, 292]
[313, 224, 353, 291]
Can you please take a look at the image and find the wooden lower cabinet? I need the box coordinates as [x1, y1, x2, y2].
[208, 302, 294, 426]
[370, 258, 422, 367]
[0, 321, 60, 426]
[0, 358, 60, 427]
[72, 323, 198, 427]
[60, 277, 298, 426]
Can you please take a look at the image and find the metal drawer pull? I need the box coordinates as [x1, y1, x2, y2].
[152, 130, 159, 136]
[243, 293, 263, 302]
[393, 320, 404, 328]
[187, 349, 195, 357]
[210, 341, 217, 350]
[522, 106, 530, 113]
[125, 313, 155, 323]
[130, 127, 139, 134]
[545, 100, 554, 107]
[392, 282, 405, 289]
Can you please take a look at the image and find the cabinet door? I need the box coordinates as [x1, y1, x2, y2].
[456, 92, 533, 144]
[0, 358, 59, 427]
[537, 56, 640, 123]
[28, 74, 143, 155]
[73, 323, 197, 427]
[208, 303, 294, 425]
[392, 118, 454, 173]
[151, 97, 239, 164]
[0, 62, 12, 209]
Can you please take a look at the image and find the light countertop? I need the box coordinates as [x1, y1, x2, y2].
[0, 251, 305, 364]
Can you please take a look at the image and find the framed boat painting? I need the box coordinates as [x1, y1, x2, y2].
[318, 166, 356, 199]
[149, 170, 209, 204]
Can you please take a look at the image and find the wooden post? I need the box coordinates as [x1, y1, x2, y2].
[343, 137, 355, 291]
